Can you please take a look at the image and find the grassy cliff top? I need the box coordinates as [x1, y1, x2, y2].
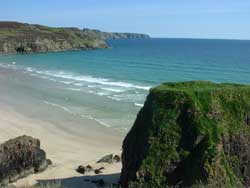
[0, 21, 90, 41]
[153, 81, 250, 92]
[121, 81, 250, 188]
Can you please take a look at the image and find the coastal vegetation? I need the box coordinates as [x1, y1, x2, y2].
[121, 81, 250, 188]
[0, 22, 149, 54]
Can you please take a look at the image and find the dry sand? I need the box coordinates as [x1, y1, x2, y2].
[0, 101, 123, 188]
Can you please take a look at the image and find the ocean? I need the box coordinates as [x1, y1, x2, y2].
[0, 38, 250, 132]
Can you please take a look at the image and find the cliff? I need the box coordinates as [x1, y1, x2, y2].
[0, 22, 150, 54]
[0, 135, 50, 186]
[82, 28, 150, 40]
[120, 81, 250, 188]
[0, 21, 108, 54]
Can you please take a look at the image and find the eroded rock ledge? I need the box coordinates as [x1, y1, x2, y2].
[0, 135, 50, 186]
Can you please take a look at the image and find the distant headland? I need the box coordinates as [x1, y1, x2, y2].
[0, 21, 150, 54]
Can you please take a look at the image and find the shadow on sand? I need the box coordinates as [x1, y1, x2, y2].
[36, 173, 121, 188]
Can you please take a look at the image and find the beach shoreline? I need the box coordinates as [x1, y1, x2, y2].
[0, 69, 124, 187]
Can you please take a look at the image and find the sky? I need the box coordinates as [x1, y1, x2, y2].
[1, 0, 250, 39]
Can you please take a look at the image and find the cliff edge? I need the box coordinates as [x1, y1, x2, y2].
[121, 81, 250, 188]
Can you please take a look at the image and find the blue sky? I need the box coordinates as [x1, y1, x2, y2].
[1, 0, 250, 39]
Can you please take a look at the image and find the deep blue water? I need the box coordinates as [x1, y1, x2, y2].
[0, 38, 250, 130]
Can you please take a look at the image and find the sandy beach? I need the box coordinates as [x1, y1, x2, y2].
[0, 96, 123, 188]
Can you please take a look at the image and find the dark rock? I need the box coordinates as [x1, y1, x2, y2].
[76, 164, 94, 174]
[120, 81, 250, 188]
[97, 154, 114, 164]
[98, 167, 105, 170]
[94, 168, 103, 174]
[97, 154, 121, 164]
[47, 159, 52, 165]
[76, 165, 85, 174]
[113, 155, 121, 163]
[244, 112, 250, 126]
[222, 134, 250, 183]
[0, 135, 49, 186]
[85, 165, 93, 172]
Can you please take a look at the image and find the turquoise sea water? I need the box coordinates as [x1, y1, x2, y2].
[0, 38, 250, 131]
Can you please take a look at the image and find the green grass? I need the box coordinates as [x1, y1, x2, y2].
[0, 22, 106, 53]
[122, 81, 250, 188]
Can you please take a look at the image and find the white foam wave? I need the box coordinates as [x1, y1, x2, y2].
[60, 81, 72, 85]
[0, 62, 18, 70]
[0, 62, 148, 104]
[94, 119, 111, 128]
[87, 85, 97, 88]
[101, 81, 150, 90]
[74, 83, 84, 86]
[111, 93, 146, 103]
[47, 78, 57, 82]
[26, 67, 34, 72]
[96, 92, 107, 96]
[43, 101, 72, 114]
[80, 115, 111, 128]
[107, 96, 122, 101]
[65, 88, 81, 91]
[44, 100, 112, 128]
[101, 87, 125, 93]
[34, 70, 151, 90]
[134, 103, 144, 107]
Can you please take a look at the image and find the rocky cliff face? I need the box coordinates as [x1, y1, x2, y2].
[0, 22, 149, 54]
[120, 81, 250, 188]
[82, 28, 150, 40]
[0, 135, 50, 186]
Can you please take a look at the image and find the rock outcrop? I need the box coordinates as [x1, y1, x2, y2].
[0, 21, 150, 54]
[120, 81, 250, 188]
[0, 135, 50, 186]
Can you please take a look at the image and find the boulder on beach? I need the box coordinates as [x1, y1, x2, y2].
[97, 154, 121, 164]
[97, 154, 114, 164]
[94, 168, 103, 174]
[76, 165, 86, 174]
[76, 165, 94, 174]
[0, 135, 50, 186]
[120, 81, 250, 188]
